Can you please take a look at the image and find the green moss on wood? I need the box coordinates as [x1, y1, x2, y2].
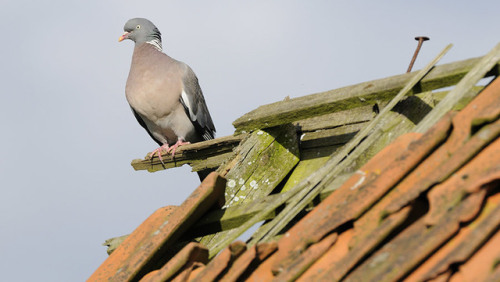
[220, 124, 300, 205]
[233, 57, 495, 134]
[197, 124, 300, 254]
[130, 135, 244, 173]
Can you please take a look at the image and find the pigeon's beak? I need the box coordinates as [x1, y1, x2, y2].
[118, 32, 130, 42]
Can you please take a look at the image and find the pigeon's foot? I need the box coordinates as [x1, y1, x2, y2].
[167, 140, 191, 156]
[149, 144, 170, 164]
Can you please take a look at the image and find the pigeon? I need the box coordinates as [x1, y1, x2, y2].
[119, 18, 216, 180]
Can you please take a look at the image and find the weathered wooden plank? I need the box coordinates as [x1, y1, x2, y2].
[300, 145, 342, 160]
[280, 151, 335, 194]
[300, 123, 365, 149]
[189, 193, 284, 236]
[103, 235, 129, 255]
[295, 88, 474, 152]
[294, 85, 481, 137]
[195, 124, 300, 257]
[233, 54, 497, 134]
[294, 104, 377, 132]
[198, 189, 295, 259]
[218, 124, 300, 205]
[189, 152, 235, 172]
[130, 134, 244, 172]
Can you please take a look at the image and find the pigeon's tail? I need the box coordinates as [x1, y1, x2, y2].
[197, 169, 215, 182]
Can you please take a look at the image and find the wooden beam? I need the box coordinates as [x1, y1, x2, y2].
[294, 104, 376, 132]
[130, 134, 244, 173]
[197, 124, 300, 258]
[233, 55, 498, 134]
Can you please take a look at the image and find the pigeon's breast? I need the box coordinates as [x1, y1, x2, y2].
[125, 55, 183, 123]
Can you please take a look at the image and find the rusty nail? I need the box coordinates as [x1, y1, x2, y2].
[407, 36, 430, 73]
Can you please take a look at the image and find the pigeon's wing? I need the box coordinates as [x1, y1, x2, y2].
[180, 65, 216, 141]
[131, 107, 162, 146]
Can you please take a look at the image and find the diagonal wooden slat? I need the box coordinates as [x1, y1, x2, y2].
[415, 42, 500, 133]
[196, 124, 300, 258]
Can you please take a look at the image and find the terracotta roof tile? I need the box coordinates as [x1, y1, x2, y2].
[219, 242, 277, 281]
[425, 134, 500, 225]
[407, 192, 500, 281]
[170, 262, 204, 282]
[485, 269, 500, 282]
[189, 241, 246, 281]
[139, 242, 208, 282]
[449, 229, 500, 282]
[274, 232, 338, 281]
[89, 172, 225, 281]
[89, 205, 176, 281]
[320, 206, 411, 281]
[344, 189, 487, 281]
[245, 249, 276, 281]
[183, 263, 205, 281]
[298, 228, 353, 281]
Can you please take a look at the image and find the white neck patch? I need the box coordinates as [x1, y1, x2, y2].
[146, 39, 162, 52]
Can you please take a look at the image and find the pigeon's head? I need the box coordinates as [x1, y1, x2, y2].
[119, 18, 162, 45]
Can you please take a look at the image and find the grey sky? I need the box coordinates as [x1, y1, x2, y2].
[1, 1, 498, 280]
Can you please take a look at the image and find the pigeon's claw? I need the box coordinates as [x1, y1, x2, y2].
[167, 140, 191, 157]
[149, 144, 170, 164]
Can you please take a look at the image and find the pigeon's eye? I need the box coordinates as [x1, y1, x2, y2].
[136, 25, 141, 29]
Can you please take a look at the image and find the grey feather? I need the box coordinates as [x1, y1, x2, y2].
[180, 66, 216, 141]
[131, 107, 162, 146]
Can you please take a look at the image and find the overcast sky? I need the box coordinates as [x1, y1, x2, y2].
[1, 1, 499, 281]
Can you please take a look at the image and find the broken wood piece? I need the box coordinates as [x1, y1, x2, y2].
[131, 134, 245, 173]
